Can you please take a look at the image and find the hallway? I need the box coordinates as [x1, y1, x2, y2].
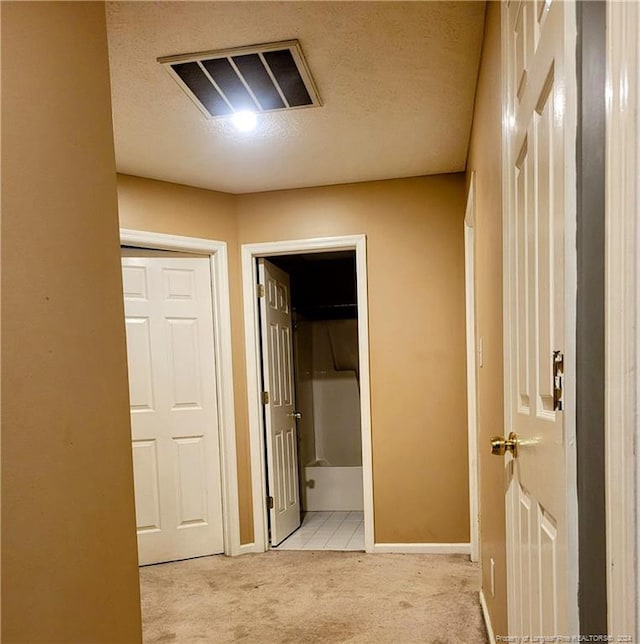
[139, 551, 486, 643]
[9, 2, 639, 642]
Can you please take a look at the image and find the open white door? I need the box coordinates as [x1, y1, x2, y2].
[258, 259, 301, 546]
[122, 257, 224, 565]
[499, 0, 577, 638]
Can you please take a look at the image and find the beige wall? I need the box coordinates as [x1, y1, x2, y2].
[466, 2, 508, 636]
[119, 173, 470, 544]
[237, 177, 469, 542]
[1, 3, 142, 642]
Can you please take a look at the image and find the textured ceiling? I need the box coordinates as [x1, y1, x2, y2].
[106, 2, 486, 194]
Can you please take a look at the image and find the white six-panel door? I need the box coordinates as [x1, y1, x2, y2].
[122, 257, 224, 565]
[258, 259, 301, 546]
[502, 0, 575, 638]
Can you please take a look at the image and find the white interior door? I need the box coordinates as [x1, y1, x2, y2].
[122, 256, 224, 565]
[501, 0, 575, 637]
[258, 259, 301, 546]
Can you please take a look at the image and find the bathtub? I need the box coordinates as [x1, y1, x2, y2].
[304, 465, 364, 512]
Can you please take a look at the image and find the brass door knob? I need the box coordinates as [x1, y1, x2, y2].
[491, 432, 518, 458]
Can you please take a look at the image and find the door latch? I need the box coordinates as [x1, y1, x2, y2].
[491, 432, 519, 458]
[553, 350, 564, 411]
[267, 496, 274, 510]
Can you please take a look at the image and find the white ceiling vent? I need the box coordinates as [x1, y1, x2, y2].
[158, 40, 321, 119]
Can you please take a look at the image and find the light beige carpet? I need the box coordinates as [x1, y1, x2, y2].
[140, 550, 488, 644]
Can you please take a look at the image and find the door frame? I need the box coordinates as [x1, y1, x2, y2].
[241, 235, 374, 553]
[605, 1, 639, 639]
[119, 228, 241, 556]
[464, 172, 480, 564]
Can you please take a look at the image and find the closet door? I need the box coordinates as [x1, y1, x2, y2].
[122, 257, 224, 564]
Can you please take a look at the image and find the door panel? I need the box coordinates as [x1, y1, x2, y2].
[166, 317, 202, 408]
[132, 439, 161, 532]
[174, 436, 208, 526]
[503, 0, 573, 637]
[125, 317, 155, 410]
[258, 259, 301, 546]
[122, 257, 224, 565]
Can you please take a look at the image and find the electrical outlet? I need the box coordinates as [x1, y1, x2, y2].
[490, 558, 496, 597]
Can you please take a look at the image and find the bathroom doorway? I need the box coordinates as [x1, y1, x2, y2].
[265, 251, 364, 550]
[241, 236, 374, 554]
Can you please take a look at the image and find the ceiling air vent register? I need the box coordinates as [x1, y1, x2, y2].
[158, 40, 321, 119]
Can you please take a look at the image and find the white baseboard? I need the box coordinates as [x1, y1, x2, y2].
[237, 541, 471, 556]
[479, 589, 497, 644]
[236, 542, 265, 556]
[372, 542, 471, 555]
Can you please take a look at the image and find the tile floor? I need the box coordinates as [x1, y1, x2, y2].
[275, 511, 364, 551]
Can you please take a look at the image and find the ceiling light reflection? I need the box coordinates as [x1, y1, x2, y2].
[231, 110, 257, 132]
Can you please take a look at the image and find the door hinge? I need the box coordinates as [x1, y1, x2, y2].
[262, 391, 269, 405]
[257, 283, 265, 298]
[267, 496, 274, 510]
[553, 350, 564, 411]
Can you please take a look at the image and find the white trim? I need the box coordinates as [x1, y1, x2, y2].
[479, 590, 497, 644]
[119, 229, 241, 556]
[605, 2, 639, 641]
[561, 4, 580, 635]
[237, 542, 264, 555]
[465, 171, 476, 229]
[465, 173, 480, 564]
[242, 247, 269, 553]
[372, 543, 471, 555]
[241, 235, 374, 553]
